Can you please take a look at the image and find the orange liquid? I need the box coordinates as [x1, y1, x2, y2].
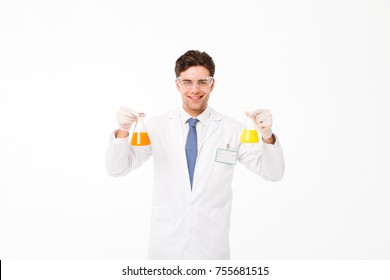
[131, 132, 151, 146]
[240, 129, 260, 143]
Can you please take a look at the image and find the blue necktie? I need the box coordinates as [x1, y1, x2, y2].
[185, 118, 198, 189]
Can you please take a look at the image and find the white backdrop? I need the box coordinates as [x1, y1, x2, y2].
[1, 0, 389, 259]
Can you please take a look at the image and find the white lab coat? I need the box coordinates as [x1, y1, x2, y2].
[106, 107, 284, 259]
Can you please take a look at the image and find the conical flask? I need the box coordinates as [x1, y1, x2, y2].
[130, 113, 151, 146]
[240, 114, 260, 143]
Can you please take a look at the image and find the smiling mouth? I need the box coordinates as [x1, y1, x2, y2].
[188, 95, 203, 100]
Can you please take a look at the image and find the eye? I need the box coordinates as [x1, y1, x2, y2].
[198, 80, 208, 85]
[183, 80, 192, 86]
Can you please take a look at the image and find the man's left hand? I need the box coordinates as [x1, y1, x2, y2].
[246, 109, 274, 143]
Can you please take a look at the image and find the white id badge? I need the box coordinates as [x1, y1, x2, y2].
[215, 148, 238, 165]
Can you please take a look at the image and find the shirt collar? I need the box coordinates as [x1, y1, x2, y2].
[180, 106, 211, 126]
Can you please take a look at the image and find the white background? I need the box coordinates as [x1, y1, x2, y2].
[0, 0, 389, 260]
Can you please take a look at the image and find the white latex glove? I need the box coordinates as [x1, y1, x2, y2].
[116, 106, 140, 131]
[246, 109, 273, 140]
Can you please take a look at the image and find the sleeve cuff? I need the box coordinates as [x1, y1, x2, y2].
[110, 130, 130, 144]
[262, 134, 281, 149]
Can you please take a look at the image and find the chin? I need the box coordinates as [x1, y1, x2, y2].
[189, 104, 204, 111]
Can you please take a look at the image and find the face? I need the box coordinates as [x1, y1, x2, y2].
[176, 66, 214, 117]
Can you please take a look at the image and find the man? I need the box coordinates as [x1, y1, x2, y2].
[106, 50, 285, 259]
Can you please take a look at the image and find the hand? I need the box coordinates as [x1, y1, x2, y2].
[246, 109, 273, 140]
[116, 106, 139, 131]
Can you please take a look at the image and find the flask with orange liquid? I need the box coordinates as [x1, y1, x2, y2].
[131, 113, 151, 146]
[240, 113, 260, 143]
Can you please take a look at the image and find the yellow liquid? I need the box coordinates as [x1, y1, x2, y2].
[131, 132, 151, 146]
[240, 129, 260, 143]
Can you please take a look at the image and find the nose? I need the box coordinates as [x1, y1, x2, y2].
[190, 83, 201, 93]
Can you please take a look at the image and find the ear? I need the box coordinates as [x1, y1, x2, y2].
[210, 78, 215, 92]
[175, 79, 181, 91]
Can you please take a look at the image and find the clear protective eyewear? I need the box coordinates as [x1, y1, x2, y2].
[176, 76, 214, 89]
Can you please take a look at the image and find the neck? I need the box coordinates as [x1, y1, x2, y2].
[183, 105, 207, 117]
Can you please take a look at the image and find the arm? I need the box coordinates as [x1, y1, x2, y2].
[105, 130, 152, 177]
[239, 109, 284, 181]
[238, 134, 285, 181]
[105, 106, 152, 177]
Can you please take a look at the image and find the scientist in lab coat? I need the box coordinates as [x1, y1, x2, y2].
[106, 50, 285, 260]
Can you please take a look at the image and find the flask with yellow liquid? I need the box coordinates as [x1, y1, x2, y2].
[240, 114, 260, 143]
[131, 113, 151, 146]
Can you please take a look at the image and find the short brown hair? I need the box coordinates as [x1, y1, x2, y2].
[175, 50, 215, 77]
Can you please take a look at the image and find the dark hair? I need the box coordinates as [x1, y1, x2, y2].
[175, 50, 215, 77]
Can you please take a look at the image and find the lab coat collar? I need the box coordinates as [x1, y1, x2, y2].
[199, 107, 222, 152]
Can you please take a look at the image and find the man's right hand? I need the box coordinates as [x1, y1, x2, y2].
[116, 106, 139, 138]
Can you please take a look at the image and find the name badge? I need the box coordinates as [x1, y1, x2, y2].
[215, 146, 238, 165]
